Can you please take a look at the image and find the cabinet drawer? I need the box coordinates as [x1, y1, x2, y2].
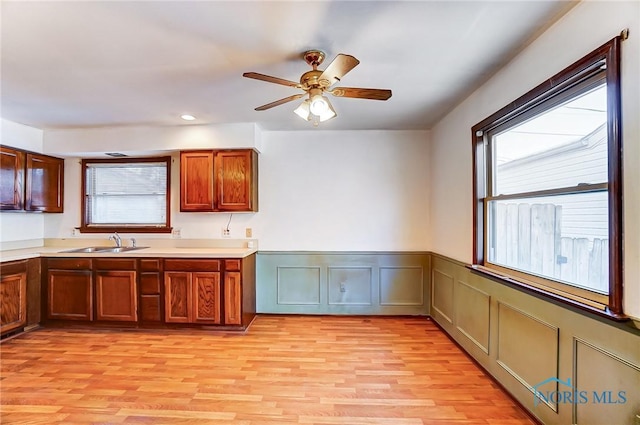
[47, 258, 91, 270]
[140, 273, 161, 294]
[140, 295, 161, 322]
[164, 259, 220, 272]
[1, 260, 27, 275]
[225, 259, 241, 271]
[140, 259, 161, 272]
[94, 258, 137, 270]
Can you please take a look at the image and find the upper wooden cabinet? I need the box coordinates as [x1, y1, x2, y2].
[0, 146, 25, 210]
[25, 153, 64, 212]
[180, 151, 215, 211]
[0, 145, 64, 213]
[180, 149, 258, 212]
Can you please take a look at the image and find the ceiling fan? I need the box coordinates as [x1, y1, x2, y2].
[243, 50, 392, 125]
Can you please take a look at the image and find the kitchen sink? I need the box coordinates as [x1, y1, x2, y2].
[102, 246, 149, 253]
[61, 246, 149, 253]
[62, 246, 111, 253]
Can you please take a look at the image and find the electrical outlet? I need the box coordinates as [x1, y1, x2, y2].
[172, 228, 182, 238]
[245, 228, 252, 238]
[221, 227, 231, 238]
[340, 283, 346, 293]
[72, 228, 80, 237]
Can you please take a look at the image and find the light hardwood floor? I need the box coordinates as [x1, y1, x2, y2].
[1, 315, 536, 424]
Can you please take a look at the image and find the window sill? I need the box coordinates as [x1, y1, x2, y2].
[79, 226, 172, 234]
[467, 264, 629, 323]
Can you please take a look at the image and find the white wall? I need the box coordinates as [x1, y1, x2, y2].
[255, 130, 430, 251]
[0, 119, 45, 243]
[429, 1, 640, 319]
[42, 124, 431, 252]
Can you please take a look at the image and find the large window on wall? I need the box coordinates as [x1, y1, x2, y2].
[472, 36, 623, 318]
[80, 157, 172, 233]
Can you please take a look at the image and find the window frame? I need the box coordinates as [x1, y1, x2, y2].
[80, 156, 172, 234]
[471, 36, 624, 319]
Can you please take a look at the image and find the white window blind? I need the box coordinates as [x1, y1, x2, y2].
[85, 161, 168, 227]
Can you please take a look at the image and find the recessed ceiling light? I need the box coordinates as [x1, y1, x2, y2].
[181, 114, 196, 121]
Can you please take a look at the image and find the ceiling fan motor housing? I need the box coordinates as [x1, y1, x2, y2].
[300, 70, 330, 90]
[303, 50, 325, 67]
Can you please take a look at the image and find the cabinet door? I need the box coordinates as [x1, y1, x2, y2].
[193, 272, 221, 324]
[0, 146, 25, 211]
[25, 153, 64, 212]
[215, 150, 257, 212]
[95, 271, 137, 322]
[224, 271, 242, 325]
[180, 151, 214, 212]
[0, 272, 27, 334]
[48, 270, 93, 321]
[164, 272, 192, 323]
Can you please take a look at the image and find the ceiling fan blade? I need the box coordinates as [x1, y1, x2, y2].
[243, 72, 301, 88]
[319, 54, 360, 86]
[254, 93, 305, 111]
[329, 87, 392, 101]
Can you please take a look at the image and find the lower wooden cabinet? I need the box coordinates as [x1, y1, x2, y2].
[47, 269, 93, 321]
[164, 271, 193, 323]
[1, 259, 40, 337]
[94, 259, 137, 322]
[164, 263, 221, 325]
[42, 254, 255, 330]
[193, 272, 222, 323]
[95, 271, 137, 321]
[1, 267, 27, 334]
[224, 263, 242, 326]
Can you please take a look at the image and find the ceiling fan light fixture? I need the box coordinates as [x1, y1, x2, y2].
[316, 100, 336, 122]
[294, 99, 311, 121]
[309, 94, 329, 115]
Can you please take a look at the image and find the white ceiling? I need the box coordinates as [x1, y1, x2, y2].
[1, 1, 574, 132]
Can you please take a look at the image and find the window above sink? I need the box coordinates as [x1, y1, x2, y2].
[79, 156, 172, 234]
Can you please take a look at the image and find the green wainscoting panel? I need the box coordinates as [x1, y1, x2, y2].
[276, 267, 321, 305]
[432, 268, 454, 324]
[430, 253, 640, 425]
[496, 302, 559, 412]
[455, 280, 490, 354]
[574, 338, 640, 425]
[328, 267, 373, 306]
[257, 252, 430, 315]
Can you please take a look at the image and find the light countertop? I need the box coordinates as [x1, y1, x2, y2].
[0, 240, 257, 263]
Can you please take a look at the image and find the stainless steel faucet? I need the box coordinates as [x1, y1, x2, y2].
[109, 232, 122, 247]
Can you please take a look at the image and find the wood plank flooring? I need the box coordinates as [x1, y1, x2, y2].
[1, 315, 536, 424]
